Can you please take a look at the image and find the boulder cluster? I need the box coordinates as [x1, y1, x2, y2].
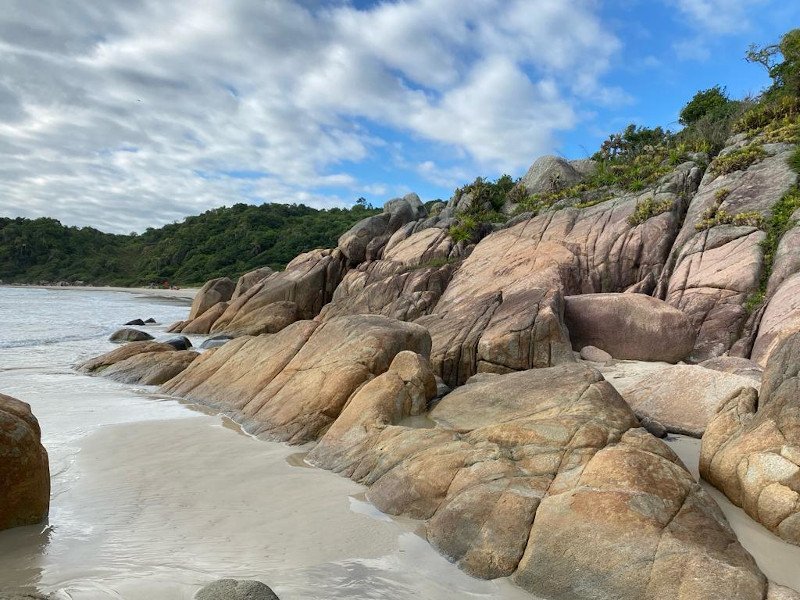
[77, 136, 800, 600]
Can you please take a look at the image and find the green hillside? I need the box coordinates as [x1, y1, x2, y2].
[0, 202, 379, 286]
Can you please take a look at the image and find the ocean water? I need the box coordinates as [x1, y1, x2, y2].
[0, 287, 533, 600]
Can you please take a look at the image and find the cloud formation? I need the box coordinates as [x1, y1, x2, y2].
[0, 0, 622, 232]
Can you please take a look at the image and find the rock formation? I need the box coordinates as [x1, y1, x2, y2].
[0, 394, 49, 531]
[79, 341, 199, 385]
[701, 331, 800, 545]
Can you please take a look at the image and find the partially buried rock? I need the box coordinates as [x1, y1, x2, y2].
[0, 394, 50, 531]
[195, 579, 278, 600]
[163, 336, 192, 351]
[200, 335, 233, 350]
[109, 328, 154, 343]
[579, 345, 612, 363]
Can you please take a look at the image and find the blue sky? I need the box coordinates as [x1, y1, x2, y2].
[0, 0, 798, 232]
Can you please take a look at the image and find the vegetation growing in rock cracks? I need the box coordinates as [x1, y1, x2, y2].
[448, 175, 519, 242]
[628, 197, 675, 226]
[709, 144, 768, 176]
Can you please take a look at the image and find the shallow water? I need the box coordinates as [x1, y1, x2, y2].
[0, 288, 532, 599]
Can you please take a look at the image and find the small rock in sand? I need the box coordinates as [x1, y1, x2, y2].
[196, 579, 279, 600]
[579, 345, 612, 363]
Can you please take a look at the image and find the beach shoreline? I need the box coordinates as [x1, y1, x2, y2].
[1, 284, 198, 302]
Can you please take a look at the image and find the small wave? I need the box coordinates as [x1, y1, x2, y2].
[0, 331, 106, 350]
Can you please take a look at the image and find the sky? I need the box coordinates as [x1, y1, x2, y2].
[0, 0, 798, 233]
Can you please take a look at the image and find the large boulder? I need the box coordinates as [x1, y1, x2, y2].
[181, 301, 229, 334]
[308, 364, 768, 599]
[189, 277, 235, 320]
[518, 155, 587, 196]
[209, 249, 345, 336]
[162, 315, 432, 444]
[0, 394, 49, 531]
[109, 328, 154, 343]
[338, 194, 423, 265]
[598, 362, 758, 437]
[701, 331, 800, 545]
[564, 293, 696, 363]
[232, 267, 274, 300]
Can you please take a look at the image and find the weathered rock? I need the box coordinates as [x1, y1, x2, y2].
[599, 362, 758, 437]
[210, 249, 345, 336]
[166, 320, 187, 333]
[657, 142, 797, 361]
[232, 267, 274, 300]
[640, 416, 668, 438]
[518, 155, 586, 196]
[769, 583, 800, 600]
[78, 341, 177, 373]
[124, 319, 145, 326]
[109, 328, 154, 343]
[0, 394, 49, 531]
[700, 356, 763, 383]
[752, 272, 800, 366]
[417, 163, 701, 386]
[181, 301, 229, 335]
[319, 228, 457, 323]
[338, 195, 422, 265]
[579, 345, 612, 363]
[565, 294, 696, 363]
[308, 364, 767, 599]
[162, 315, 431, 444]
[189, 277, 235, 320]
[163, 336, 192, 351]
[102, 350, 200, 385]
[195, 579, 279, 600]
[701, 331, 800, 545]
[200, 335, 233, 349]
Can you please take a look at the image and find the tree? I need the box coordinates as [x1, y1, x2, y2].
[746, 28, 800, 97]
[679, 86, 734, 126]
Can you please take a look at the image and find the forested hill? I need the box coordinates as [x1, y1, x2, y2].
[0, 202, 380, 286]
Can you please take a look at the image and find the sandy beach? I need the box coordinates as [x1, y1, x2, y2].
[2, 285, 199, 302]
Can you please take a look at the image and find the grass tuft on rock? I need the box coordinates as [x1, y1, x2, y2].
[628, 197, 675, 226]
[709, 144, 768, 176]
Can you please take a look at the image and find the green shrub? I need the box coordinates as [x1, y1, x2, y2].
[679, 86, 736, 126]
[709, 144, 767, 176]
[734, 95, 800, 134]
[627, 197, 675, 226]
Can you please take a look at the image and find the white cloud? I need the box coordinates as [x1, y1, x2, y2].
[0, 0, 621, 232]
[670, 0, 764, 34]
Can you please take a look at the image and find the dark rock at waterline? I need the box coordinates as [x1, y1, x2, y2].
[109, 328, 154, 343]
[145, 317, 156, 324]
[195, 579, 279, 600]
[164, 336, 192, 351]
[124, 319, 145, 326]
[200, 335, 233, 349]
[0, 394, 50, 531]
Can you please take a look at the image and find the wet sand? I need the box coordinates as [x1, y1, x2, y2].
[3, 285, 198, 302]
[665, 435, 800, 591]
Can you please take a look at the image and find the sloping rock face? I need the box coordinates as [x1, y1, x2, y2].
[751, 272, 800, 366]
[232, 267, 274, 300]
[181, 301, 229, 334]
[417, 163, 701, 386]
[162, 315, 431, 444]
[189, 277, 235, 320]
[598, 362, 758, 437]
[78, 341, 199, 384]
[0, 394, 50, 531]
[657, 142, 797, 361]
[101, 350, 200, 385]
[309, 364, 767, 599]
[319, 228, 458, 322]
[701, 331, 800, 545]
[564, 293, 696, 362]
[209, 249, 346, 336]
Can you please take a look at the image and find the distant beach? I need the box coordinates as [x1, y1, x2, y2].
[2, 284, 198, 302]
